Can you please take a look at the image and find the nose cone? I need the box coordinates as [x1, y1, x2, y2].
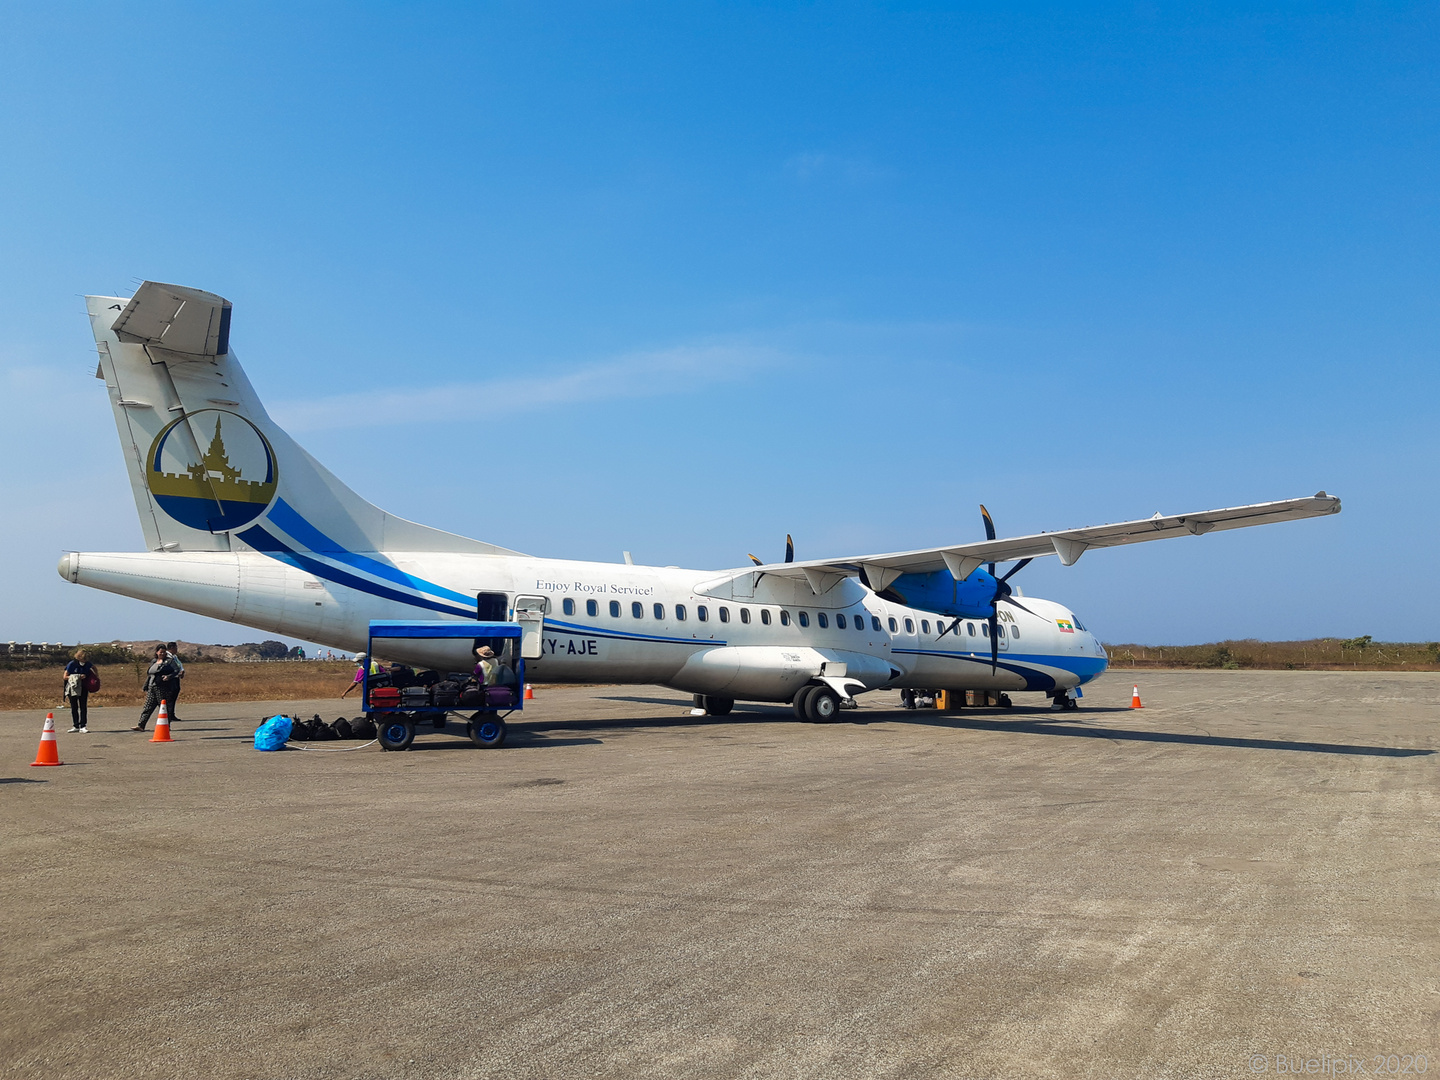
[57, 553, 78, 583]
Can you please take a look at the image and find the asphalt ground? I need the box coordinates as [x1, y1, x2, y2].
[1, 671, 1436, 1080]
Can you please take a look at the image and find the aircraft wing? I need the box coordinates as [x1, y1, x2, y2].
[747, 494, 1340, 593]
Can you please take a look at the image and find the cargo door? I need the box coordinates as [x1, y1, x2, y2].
[512, 594, 548, 659]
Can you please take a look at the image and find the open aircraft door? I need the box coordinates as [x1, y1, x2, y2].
[512, 594, 548, 660]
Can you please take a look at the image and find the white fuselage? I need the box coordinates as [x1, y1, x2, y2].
[59, 549, 1109, 702]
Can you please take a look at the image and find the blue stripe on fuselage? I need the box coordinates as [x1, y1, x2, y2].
[237, 526, 477, 618]
[264, 498, 477, 606]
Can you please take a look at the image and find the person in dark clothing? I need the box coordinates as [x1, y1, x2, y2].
[164, 641, 185, 720]
[134, 646, 181, 732]
[63, 648, 97, 732]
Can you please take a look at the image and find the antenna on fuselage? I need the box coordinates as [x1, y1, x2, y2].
[623, 551, 634, 565]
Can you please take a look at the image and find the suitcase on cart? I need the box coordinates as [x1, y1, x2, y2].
[370, 686, 401, 708]
[400, 686, 431, 707]
[459, 685, 484, 708]
[485, 686, 516, 708]
[432, 680, 461, 707]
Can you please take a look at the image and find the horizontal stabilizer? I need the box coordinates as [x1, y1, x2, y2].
[112, 281, 232, 359]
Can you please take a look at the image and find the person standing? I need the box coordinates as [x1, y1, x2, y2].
[63, 648, 97, 733]
[133, 646, 181, 732]
[165, 641, 185, 721]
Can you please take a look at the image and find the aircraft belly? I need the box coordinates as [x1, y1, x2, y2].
[667, 646, 894, 702]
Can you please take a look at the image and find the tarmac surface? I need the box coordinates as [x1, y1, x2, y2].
[1, 671, 1437, 1080]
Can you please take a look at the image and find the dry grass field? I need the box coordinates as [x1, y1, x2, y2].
[1105, 637, 1440, 671]
[0, 661, 357, 711]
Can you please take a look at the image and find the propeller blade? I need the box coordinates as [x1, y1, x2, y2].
[998, 557, 1032, 583]
[748, 554, 762, 566]
[999, 595, 1044, 619]
[980, 504, 997, 576]
[785, 534, 794, 563]
[989, 614, 999, 671]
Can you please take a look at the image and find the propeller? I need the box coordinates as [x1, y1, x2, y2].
[940, 506, 1043, 669]
[748, 534, 794, 567]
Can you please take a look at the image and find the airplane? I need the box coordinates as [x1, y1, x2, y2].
[59, 281, 1341, 725]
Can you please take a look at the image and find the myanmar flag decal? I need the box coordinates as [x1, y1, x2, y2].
[1056, 619, 1075, 633]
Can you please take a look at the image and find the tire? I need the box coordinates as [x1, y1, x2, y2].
[704, 696, 734, 716]
[469, 716, 507, 748]
[793, 685, 817, 721]
[805, 687, 841, 723]
[998, 693, 1013, 709]
[377, 718, 415, 752]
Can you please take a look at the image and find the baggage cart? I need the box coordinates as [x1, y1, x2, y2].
[363, 620, 526, 750]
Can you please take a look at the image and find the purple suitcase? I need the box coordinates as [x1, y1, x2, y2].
[485, 686, 515, 708]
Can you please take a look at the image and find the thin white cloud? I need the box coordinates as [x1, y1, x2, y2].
[269, 342, 780, 432]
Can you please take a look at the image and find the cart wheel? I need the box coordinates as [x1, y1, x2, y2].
[377, 718, 415, 751]
[469, 717, 507, 749]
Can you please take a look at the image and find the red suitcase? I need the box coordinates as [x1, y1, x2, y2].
[369, 686, 401, 708]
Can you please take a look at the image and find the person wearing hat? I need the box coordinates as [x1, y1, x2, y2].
[473, 645, 500, 687]
[342, 652, 381, 698]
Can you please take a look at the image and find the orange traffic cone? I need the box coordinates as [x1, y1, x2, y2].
[150, 701, 173, 742]
[31, 712, 63, 767]
[1130, 685, 1144, 709]
[523, 684, 534, 701]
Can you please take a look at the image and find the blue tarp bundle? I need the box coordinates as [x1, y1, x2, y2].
[254, 715, 292, 751]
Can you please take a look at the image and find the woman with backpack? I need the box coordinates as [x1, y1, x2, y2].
[63, 648, 98, 732]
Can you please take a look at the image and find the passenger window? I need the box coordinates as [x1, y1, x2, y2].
[797, 611, 808, 627]
[981, 623, 989, 637]
[586, 599, 598, 617]
[871, 616, 882, 632]
[817, 612, 828, 628]
[697, 605, 708, 621]
[654, 602, 665, 620]
[996, 624, 1005, 637]
[888, 617, 898, 632]
[610, 600, 621, 618]
[719, 607, 730, 623]
[676, 604, 686, 621]
[562, 598, 574, 616]
[632, 601, 644, 619]
[780, 610, 790, 627]
[967, 622, 975, 636]
[921, 620, 930, 634]
[761, 609, 772, 626]
[740, 608, 750, 624]
[836, 613, 846, 629]
[904, 618, 914, 634]
[1010, 625, 1019, 639]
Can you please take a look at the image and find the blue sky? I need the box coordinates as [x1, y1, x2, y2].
[1, 2, 1435, 648]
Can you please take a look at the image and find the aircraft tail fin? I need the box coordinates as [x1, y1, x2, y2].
[86, 282, 518, 558]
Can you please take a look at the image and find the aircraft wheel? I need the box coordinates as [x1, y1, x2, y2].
[377, 718, 415, 751]
[469, 716, 507, 748]
[793, 685, 817, 721]
[998, 693, 1013, 709]
[805, 687, 841, 723]
[704, 695, 734, 716]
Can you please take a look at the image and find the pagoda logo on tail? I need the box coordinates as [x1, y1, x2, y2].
[146, 410, 278, 532]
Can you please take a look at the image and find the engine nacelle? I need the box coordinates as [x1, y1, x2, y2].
[877, 568, 999, 619]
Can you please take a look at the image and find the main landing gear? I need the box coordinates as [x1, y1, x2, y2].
[792, 684, 841, 723]
[1048, 690, 1080, 711]
[693, 695, 734, 716]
